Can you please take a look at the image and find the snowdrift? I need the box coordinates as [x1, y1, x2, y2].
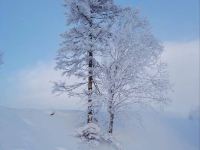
[0, 106, 199, 150]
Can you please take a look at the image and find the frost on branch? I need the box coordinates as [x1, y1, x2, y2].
[98, 8, 170, 134]
[55, 0, 121, 133]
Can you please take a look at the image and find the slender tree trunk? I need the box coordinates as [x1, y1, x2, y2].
[108, 92, 115, 134]
[108, 111, 114, 134]
[87, 51, 93, 123]
[87, 18, 95, 124]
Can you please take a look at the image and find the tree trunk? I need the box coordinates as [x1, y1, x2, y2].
[108, 112, 114, 134]
[87, 20, 94, 124]
[87, 51, 93, 123]
[108, 92, 115, 134]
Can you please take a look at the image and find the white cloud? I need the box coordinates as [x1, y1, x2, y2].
[162, 40, 199, 116]
[1, 40, 199, 115]
[3, 62, 84, 109]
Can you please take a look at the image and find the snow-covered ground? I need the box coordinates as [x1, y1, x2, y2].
[0, 106, 199, 150]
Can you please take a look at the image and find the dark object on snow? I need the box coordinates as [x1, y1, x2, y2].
[50, 112, 55, 116]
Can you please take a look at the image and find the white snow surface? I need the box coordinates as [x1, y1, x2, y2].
[0, 106, 199, 150]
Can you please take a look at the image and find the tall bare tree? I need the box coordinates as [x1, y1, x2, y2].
[99, 8, 170, 134]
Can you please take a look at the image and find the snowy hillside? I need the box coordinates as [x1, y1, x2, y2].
[0, 106, 199, 150]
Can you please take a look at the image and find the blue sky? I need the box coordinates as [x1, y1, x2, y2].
[0, 0, 199, 74]
[0, 0, 199, 114]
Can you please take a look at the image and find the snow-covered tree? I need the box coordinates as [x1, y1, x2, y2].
[99, 8, 170, 134]
[54, 0, 121, 140]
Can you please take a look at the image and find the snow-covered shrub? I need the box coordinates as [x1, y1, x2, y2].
[76, 123, 101, 141]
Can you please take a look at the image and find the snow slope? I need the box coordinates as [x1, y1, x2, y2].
[0, 106, 199, 150]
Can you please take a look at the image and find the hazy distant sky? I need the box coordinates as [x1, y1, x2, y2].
[0, 0, 199, 115]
